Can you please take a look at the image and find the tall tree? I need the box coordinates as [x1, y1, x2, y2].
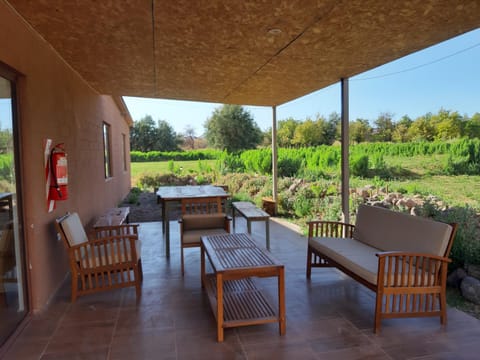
[392, 115, 413, 142]
[373, 112, 395, 142]
[465, 113, 480, 139]
[130, 115, 158, 152]
[349, 119, 372, 143]
[292, 117, 328, 147]
[156, 120, 180, 151]
[182, 125, 196, 149]
[326, 112, 341, 143]
[408, 113, 435, 141]
[431, 109, 464, 140]
[204, 104, 262, 152]
[277, 118, 300, 147]
[130, 115, 179, 152]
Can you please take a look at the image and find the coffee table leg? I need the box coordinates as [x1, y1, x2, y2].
[278, 266, 286, 335]
[266, 219, 270, 250]
[200, 243, 205, 289]
[165, 201, 170, 258]
[216, 273, 224, 342]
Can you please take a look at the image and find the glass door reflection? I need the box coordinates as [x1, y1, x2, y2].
[0, 74, 27, 345]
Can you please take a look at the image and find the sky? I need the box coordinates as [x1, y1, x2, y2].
[123, 28, 480, 136]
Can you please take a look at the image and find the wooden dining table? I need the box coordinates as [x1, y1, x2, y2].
[156, 185, 229, 257]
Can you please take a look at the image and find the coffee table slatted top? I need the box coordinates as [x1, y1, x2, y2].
[202, 233, 280, 272]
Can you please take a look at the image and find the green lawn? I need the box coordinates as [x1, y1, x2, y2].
[131, 160, 216, 185]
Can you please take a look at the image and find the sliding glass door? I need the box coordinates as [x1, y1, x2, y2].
[0, 72, 28, 345]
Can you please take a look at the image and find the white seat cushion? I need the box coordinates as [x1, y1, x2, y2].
[309, 237, 436, 286]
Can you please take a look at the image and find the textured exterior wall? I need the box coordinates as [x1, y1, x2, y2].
[0, 2, 131, 312]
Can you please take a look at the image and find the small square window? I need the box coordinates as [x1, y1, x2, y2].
[103, 122, 112, 178]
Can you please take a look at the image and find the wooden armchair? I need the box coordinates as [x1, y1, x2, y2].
[179, 197, 231, 275]
[55, 213, 142, 302]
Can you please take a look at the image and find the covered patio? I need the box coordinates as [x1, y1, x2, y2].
[4, 219, 480, 359]
[1, 0, 480, 356]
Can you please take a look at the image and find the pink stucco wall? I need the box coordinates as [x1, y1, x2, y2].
[0, 2, 132, 312]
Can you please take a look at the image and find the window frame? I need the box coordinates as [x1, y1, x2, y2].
[102, 122, 112, 179]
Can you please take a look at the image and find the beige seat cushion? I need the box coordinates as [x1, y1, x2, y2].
[353, 204, 453, 256]
[309, 237, 435, 286]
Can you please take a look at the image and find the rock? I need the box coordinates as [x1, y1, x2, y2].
[405, 198, 417, 208]
[357, 187, 370, 199]
[466, 264, 480, 280]
[447, 268, 467, 288]
[460, 276, 480, 304]
[396, 198, 407, 208]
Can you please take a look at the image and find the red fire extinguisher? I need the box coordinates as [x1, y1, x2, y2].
[49, 144, 68, 200]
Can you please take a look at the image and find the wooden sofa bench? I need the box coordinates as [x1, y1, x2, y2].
[306, 204, 457, 333]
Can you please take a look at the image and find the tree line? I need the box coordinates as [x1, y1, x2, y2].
[130, 105, 480, 153]
[274, 109, 480, 147]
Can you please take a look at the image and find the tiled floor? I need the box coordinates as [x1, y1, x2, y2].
[3, 217, 480, 359]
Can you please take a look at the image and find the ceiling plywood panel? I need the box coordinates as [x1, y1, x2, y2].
[8, 0, 155, 96]
[7, 0, 480, 105]
[152, 0, 339, 102]
[227, 0, 480, 105]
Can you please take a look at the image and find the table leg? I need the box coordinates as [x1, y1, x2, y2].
[266, 219, 270, 250]
[232, 207, 236, 232]
[165, 201, 170, 258]
[161, 199, 166, 234]
[247, 220, 251, 235]
[278, 266, 286, 335]
[200, 243, 205, 289]
[216, 273, 224, 342]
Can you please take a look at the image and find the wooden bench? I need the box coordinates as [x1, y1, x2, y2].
[232, 201, 270, 250]
[307, 204, 457, 333]
[93, 206, 130, 228]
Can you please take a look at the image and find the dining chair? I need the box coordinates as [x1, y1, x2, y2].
[179, 197, 231, 275]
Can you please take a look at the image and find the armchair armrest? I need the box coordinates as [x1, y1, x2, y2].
[376, 251, 451, 288]
[91, 224, 139, 239]
[307, 220, 355, 238]
[70, 235, 138, 269]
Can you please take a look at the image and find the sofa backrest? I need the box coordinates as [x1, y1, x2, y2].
[353, 204, 453, 256]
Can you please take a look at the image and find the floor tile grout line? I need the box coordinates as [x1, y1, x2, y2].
[38, 299, 73, 359]
[106, 289, 126, 360]
[235, 328, 249, 359]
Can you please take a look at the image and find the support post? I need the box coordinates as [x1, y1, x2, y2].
[341, 78, 350, 223]
[272, 106, 278, 215]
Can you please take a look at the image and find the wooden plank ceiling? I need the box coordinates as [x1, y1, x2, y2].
[6, 0, 480, 106]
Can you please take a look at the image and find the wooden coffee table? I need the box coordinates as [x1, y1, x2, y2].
[200, 233, 285, 342]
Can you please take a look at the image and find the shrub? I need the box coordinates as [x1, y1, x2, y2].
[431, 205, 480, 270]
[278, 157, 302, 177]
[350, 154, 369, 177]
